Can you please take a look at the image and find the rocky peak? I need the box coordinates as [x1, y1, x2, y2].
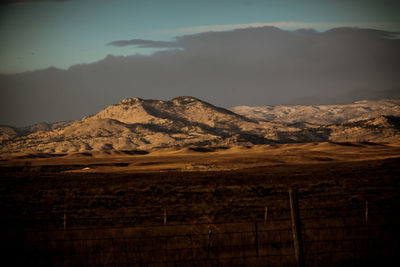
[119, 97, 144, 105]
[171, 96, 202, 105]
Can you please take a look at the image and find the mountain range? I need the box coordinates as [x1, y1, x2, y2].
[1, 97, 399, 153]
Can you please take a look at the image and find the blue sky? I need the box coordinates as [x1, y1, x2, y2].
[1, 0, 399, 74]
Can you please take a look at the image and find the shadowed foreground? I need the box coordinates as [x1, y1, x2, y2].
[0, 144, 399, 266]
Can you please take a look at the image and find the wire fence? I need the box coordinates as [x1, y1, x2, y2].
[5, 188, 397, 267]
[6, 193, 395, 230]
[18, 217, 396, 266]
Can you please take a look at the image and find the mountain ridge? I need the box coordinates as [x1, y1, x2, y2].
[1, 97, 399, 153]
[230, 99, 400, 125]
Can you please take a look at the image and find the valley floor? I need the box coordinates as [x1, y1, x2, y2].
[1, 141, 400, 173]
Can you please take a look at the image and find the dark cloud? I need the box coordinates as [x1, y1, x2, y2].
[1, 26, 400, 126]
[1, 0, 70, 5]
[107, 39, 179, 48]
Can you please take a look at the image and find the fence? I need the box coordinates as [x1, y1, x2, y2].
[6, 188, 398, 267]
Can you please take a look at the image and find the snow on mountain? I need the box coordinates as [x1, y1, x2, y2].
[230, 99, 400, 125]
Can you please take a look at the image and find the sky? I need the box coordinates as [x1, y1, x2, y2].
[0, 0, 400, 126]
[1, 0, 399, 74]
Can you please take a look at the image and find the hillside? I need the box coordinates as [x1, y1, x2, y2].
[0, 97, 271, 153]
[1, 97, 399, 153]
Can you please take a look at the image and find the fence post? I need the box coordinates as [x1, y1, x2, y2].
[190, 230, 195, 263]
[163, 208, 167, 225]
[264, 206, 268, 223]
[255, 220, 259, 257]
[207, 226, 212, 259]
[289, 188, 305, 267]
